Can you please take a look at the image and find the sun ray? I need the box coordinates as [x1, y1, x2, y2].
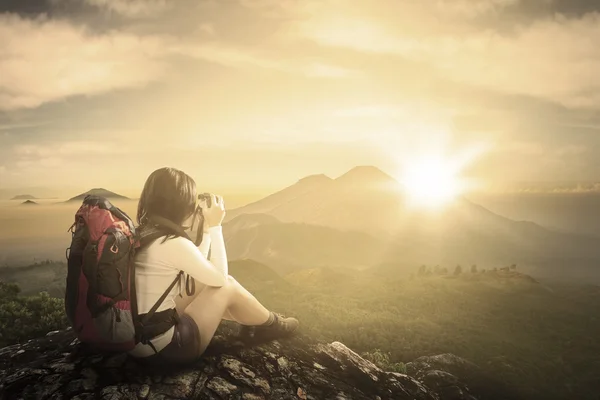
[392, 136, 490, 211]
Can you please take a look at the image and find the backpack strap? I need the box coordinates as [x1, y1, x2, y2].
[146, 215, 193, 242]
[189, 206, 204, 247]
[139, 270, 183, 328]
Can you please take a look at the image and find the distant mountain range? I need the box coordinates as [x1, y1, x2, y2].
[66, 188, 130, 202]
[20, 200, 38, 206]
[226, 166, 403, 235]
[223, 214, 385, 273]
[223, 166, 600, 281]
[471, 192, 600, 238]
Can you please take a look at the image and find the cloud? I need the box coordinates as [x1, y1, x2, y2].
[553, 144, 587, 156]
[435, 0, 521, 18]
[199, 23, 216, 36]
[2, 0, 599, 188]
[425, 14, 600, 108]
[169, 42, 358, 78]
[292, 1, 600, 108]
[238, 0, 310, 18]
[333, 105, 406, 118]
[509, 183, 600, 194]
[499, 141, 546, 156]
[497, 142, 588, 158]
[81, 0, 172, 17]
[0, 11, 356, 111]
[303, 63, 358, 78]
[4, 135, 165, 187]
[0, 120, 53, 131]
[241, 0, 522, 21]
[0, 14, 167, 110]
[14, 141, 115, 157]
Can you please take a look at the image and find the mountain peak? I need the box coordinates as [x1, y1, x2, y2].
[297, 174, 332, 185]
[335, 166, 396, 184]
[67, 188, 129, 202]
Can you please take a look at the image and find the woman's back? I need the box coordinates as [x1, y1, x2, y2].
[134, 236, 185, 315]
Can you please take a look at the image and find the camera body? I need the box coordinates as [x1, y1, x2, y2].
[189, 193, 212, 235]
[198, 192, 212, 208]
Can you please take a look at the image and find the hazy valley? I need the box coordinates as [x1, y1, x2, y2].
[223, 166, 600, 284]
[2, 167, 600, 279]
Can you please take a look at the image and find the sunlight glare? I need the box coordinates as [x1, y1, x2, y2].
[401, 156, 464, 209]
[396, 140, 489, 211]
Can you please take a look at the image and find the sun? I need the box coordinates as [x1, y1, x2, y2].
[399, 155, 467, 210]
[379, 125, 490, 210]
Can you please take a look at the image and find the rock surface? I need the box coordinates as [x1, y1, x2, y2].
[407, 354, 522, 400]
[0, 323, 518, 400]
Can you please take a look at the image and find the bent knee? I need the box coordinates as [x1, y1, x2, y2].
[215, 275, 239, 292]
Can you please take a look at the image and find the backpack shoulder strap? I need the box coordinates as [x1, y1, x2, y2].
[139, 270, 183, 328]
[136, 221, 168, 246]
[146, 215, 193, 242]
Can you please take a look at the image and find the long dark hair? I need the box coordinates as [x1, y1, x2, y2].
[137, 167, 198, 227]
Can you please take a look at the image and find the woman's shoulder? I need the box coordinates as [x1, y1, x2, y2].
[137, 235, 200, 267]
[146, 235, 197, 253]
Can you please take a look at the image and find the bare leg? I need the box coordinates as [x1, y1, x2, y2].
[175, 283, 204, 315]
[175, 280, 237, 322]
[184, 275, 271, 353]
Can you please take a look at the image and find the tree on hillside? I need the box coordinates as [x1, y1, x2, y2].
[471, 264, 478, 274]
[418, 265, 427, 276]
[454, 265, 462, 275]
[510, 264, 517, 270]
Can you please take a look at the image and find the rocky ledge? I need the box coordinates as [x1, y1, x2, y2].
[0, 322, 519, 400]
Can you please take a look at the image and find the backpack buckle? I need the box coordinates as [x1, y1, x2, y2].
[110, 243, 119, 253]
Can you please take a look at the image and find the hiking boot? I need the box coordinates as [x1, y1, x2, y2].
[240, 313, 299, 341]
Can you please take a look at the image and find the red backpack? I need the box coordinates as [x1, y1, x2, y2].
[65, 195, 195, 352]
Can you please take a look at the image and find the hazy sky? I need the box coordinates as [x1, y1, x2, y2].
[1, 0, 600, 195]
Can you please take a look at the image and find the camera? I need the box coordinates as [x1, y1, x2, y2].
[198, 192, 212, 208]
[189, 193, 211, 234]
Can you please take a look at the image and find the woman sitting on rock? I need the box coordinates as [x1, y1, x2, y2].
[130, 167, 299, 365]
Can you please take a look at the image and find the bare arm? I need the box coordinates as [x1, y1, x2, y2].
[197, 224, 227, 276]
[155, 236, 226, 287]
[206, 225, 228, 277]
[197, 228, 212, 258]
[181, 192, 227, 285]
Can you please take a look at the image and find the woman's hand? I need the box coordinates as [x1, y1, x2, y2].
[200, 193, 226, 228]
